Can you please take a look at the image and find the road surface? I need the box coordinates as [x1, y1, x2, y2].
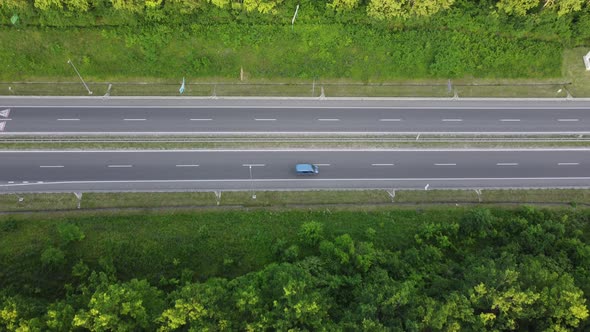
[1, 149, 590, 192]
[1, 98, 590, 134]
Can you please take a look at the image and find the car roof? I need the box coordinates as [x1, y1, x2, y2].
[295, 164, 315, 172]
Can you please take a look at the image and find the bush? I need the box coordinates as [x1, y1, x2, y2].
[57, 223, 85, 246]
[299, 221, 324, 246]
[40, 247, 66, 267]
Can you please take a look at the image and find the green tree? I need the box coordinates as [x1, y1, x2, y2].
[242, 0, 283, 14]
[73, 279, 165, 331]
[57, 223, 85, 246]
[496, 0, 540, 15]
[40, 247, 66, 268]
[299, 221, 324, 246]
[328, 0, 361, 12]
[158, 278, 231, 331]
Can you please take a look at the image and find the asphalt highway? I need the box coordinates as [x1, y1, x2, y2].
[2, 149, 590, 192]
[2, 98, 590, 134]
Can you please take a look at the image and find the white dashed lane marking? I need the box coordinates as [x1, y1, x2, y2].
[40, 165, 64, 168]
[317, 119, 340, 121]
[190, 118, 212, 121]
[371, 163, 395, 166]
[57, 118, 80, 121]
[558, 162, 579, 166]
[442, 119, 463, 122]
[497, 163, 519, 166]
[255, 118, 277, 121]
[500, 119, 521, 122]
[108, 165, 133, 168]
[124, 118, 146, 121]
[379, 119, 402, 122]
[434, 163, 457, 166]
[175, 164, 200, 167]
[558, 119, 579, 122]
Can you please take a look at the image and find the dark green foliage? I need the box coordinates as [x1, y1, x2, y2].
[298, 221, 324, 246]
[40, 247, 66, 268]
[57, 223, 85, 246]
[1, 207, 590, 330]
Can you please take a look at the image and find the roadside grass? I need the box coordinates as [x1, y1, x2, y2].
[563, 48, 590, 98]
[394, 189, 480, 203]
[2, 189, 590, 212]
[219, 190, 392, 206]
[81, 192, 218, 209]
[480, 189, 590, 204]
[1, 79, 575, 97]
[0, 208, 438, 287]
[0, 25, 569, 97]
[0, 193, 78, 211]
[453, 81, 568, 98]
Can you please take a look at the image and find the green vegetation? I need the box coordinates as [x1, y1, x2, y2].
[1, 206, 590, 330]
[1, 0, 586, 87]
[6, 189, 590, 212]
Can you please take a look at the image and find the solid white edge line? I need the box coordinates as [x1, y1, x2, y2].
[5, 131, 590, 135]
[4, 177, 590, 187]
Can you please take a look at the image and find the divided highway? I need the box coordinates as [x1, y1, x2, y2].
[1, 98, 590, 134]
[2, 149, 590, 192]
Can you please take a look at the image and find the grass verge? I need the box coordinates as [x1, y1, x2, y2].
[2, 189, 590, 212]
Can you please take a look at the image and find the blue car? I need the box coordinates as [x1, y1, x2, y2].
[295, 164, 319, 175]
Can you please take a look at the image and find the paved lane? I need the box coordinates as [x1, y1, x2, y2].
[1, 149, 590, 192]
[2, 99, 590, 134]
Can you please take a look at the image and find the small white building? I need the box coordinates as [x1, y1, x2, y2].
[584, 51, 590, 70]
